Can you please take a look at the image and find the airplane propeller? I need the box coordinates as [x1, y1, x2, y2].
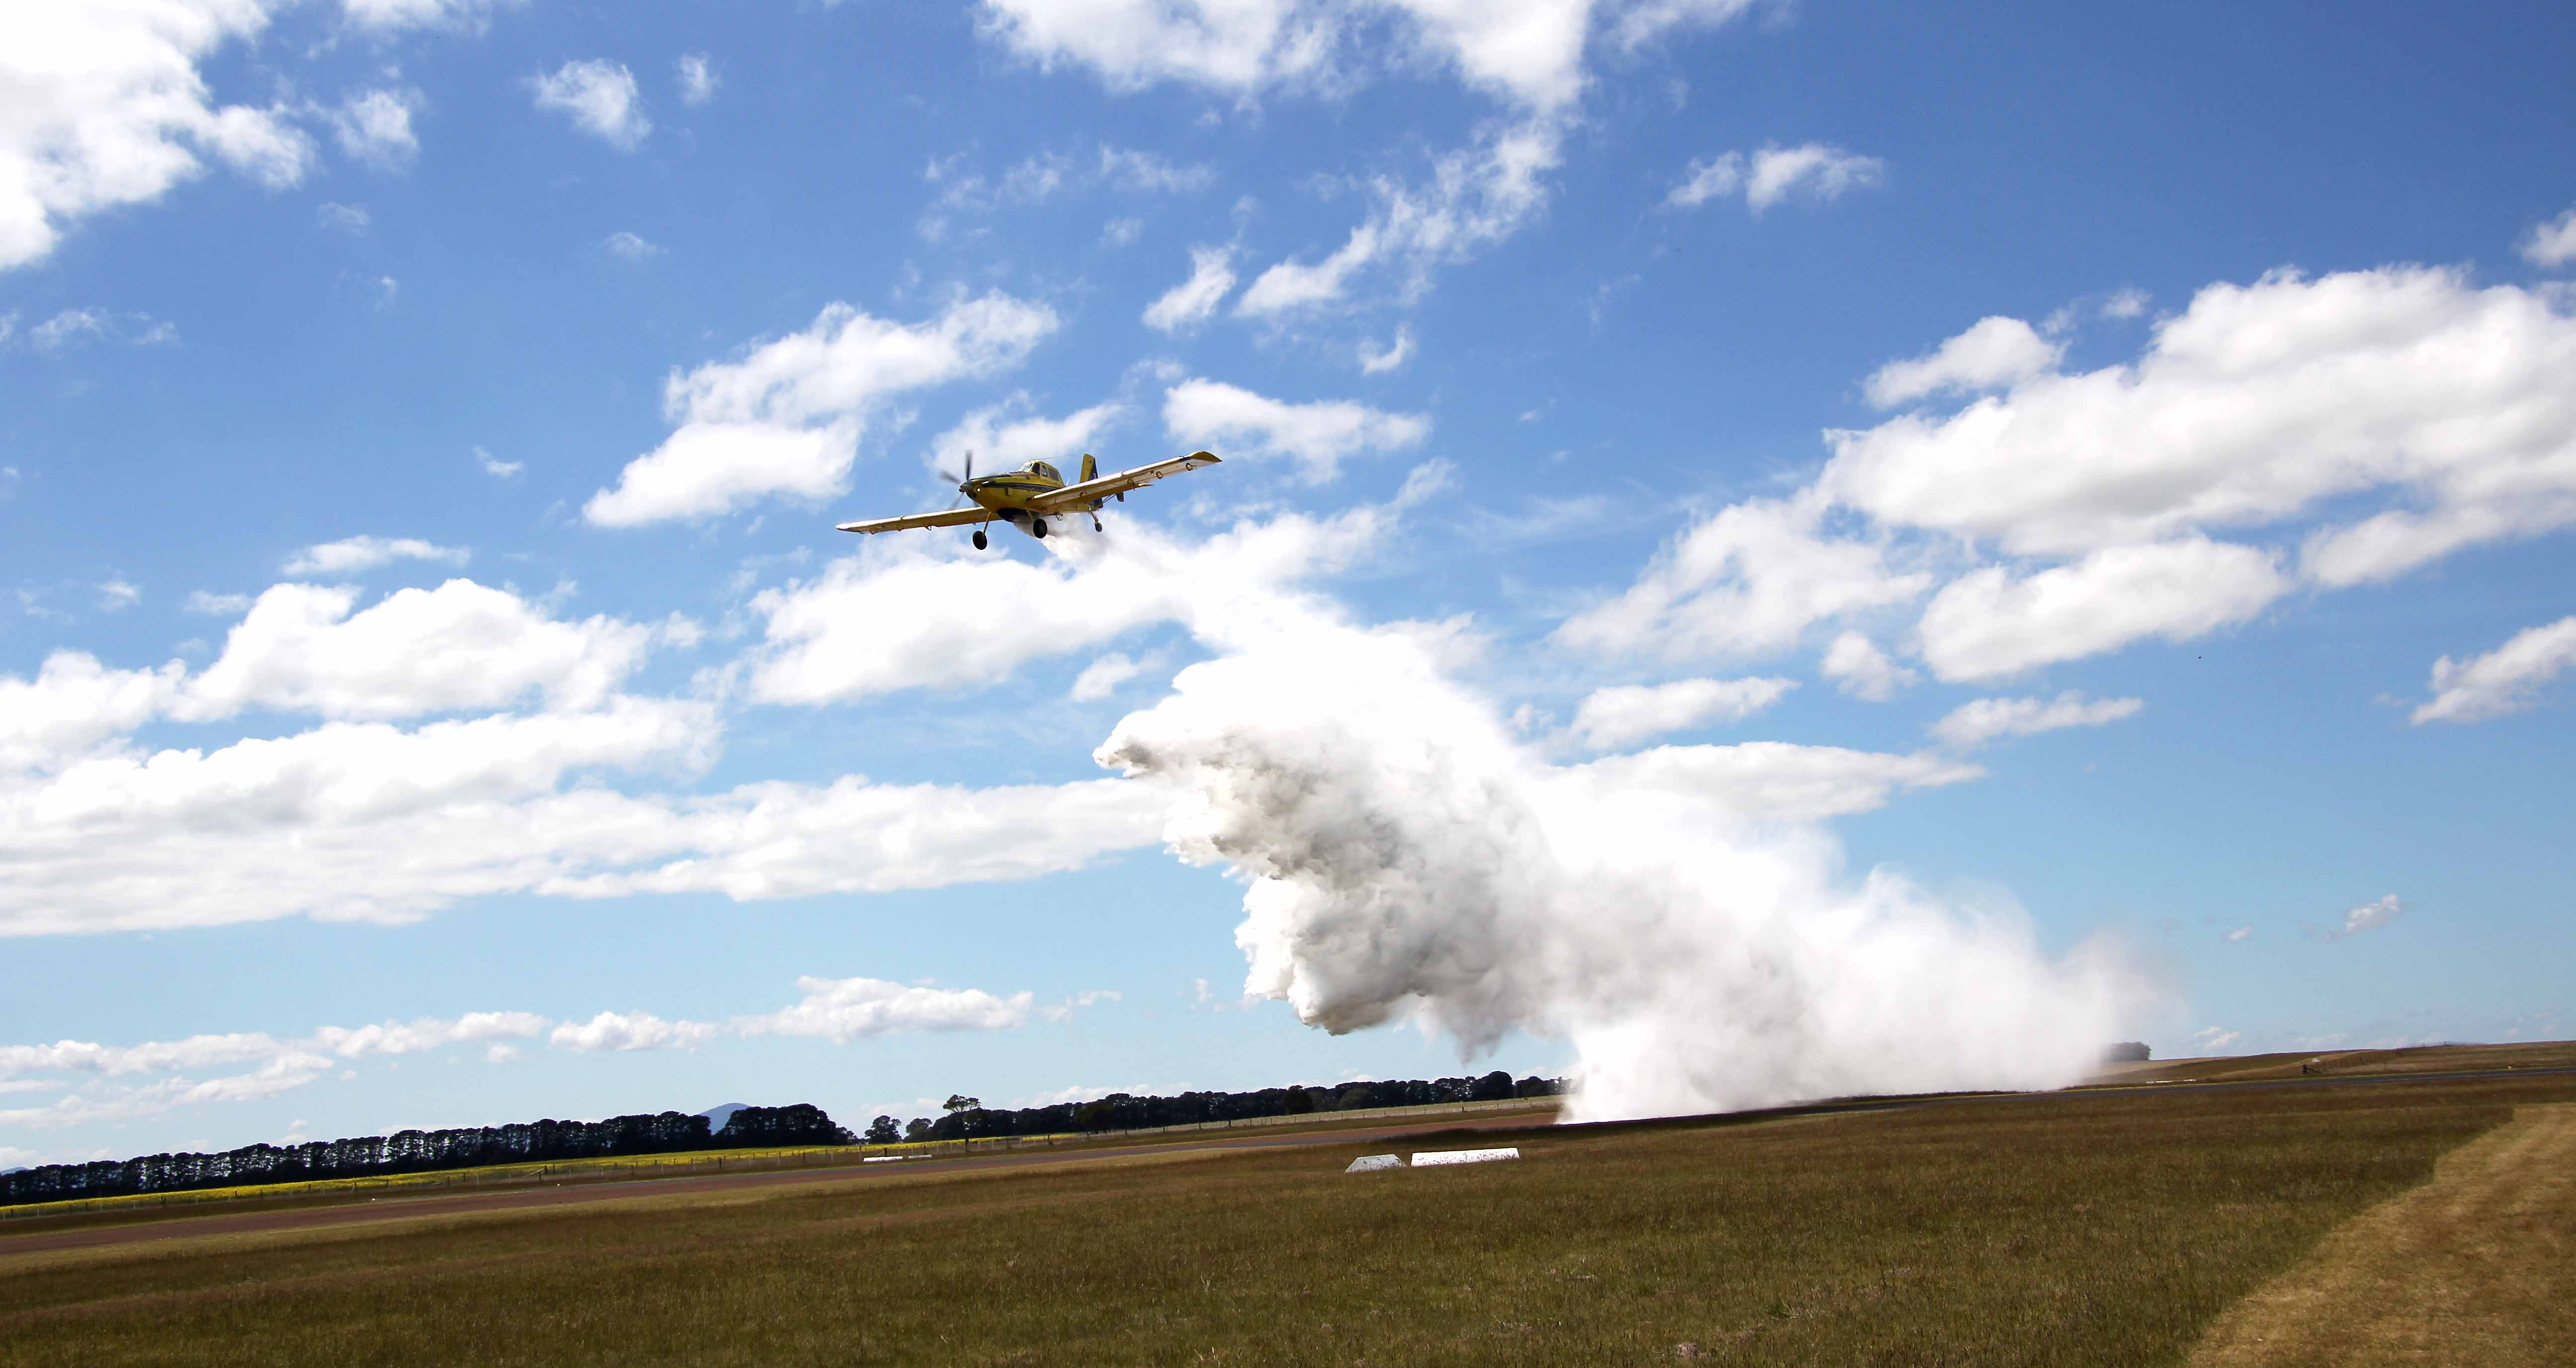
[939, 450, 975, 509]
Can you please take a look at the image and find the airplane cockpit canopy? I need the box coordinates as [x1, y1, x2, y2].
[1031, 461, 1060, 481]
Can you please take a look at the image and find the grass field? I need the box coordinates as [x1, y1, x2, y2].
[0, 1097, 1562, 1229]
[0, 1144, 872, 1226]
[2093, 1040, 2576, 1087]
[2188, 1101, 2575, 1367]
[5, 1064, 2571, 1366]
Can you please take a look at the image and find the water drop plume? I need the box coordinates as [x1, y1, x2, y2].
[1097, 612, 2153, 1123]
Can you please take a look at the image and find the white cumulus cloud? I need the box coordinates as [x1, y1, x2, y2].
[341, 0, 522, 35]
[1930, 691, 2144, 751]
[1554, 497, 1929, 662]
[1358, 326, 1415, 374]
[2412, 614, 2576, 724]
[2521, 207, 2576, 269]
[928, 399, 1125, 484]
[739, 976, 1033, 1043]
[1823, 267, 2576, 582]
[1668, 143, 1885, 213]
[585, 293, 1058, 526]
[549, 1011, 716, 1052]
[1234, 117, 1561, 316]
[534, 773, 1165, 902]
[1864, 316, 2064, 408]
[330, 87, 423, 170]
[531, 59, 650, 151]
[0, 651, 185, 773]
[747, 493, 1419, 704]
[1143, 245, 1239, 334]
[282, 535, 469, 577]
[181, 580, 660, 720]
[977, 0, 1757, 115]
[676, 53, 718, 105]
[1568, 676, 1795, 750]
[1819, 631, 1915, 701]
[2325, 894, 2403, 941]
[977, 4, 1625, 312]
[1070, 652, 1145, 701]
[1608, 0, 1759, 51]
[1578, 264, 2576, 686]
[1162, 378, 1428, 482]
[1916, 539, 2287, 682]
[316, 1011, 550, 1058]
[0, 0, 318, 270]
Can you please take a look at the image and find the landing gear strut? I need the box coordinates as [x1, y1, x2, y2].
[1091, 514, 1104, 532]
[971, 528, 988, 550]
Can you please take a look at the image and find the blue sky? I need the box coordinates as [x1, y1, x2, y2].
[5, 0, 2574, 1167]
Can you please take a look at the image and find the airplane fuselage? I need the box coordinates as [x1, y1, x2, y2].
[963, 460, 1104, 538]
[833, 450, 1213, 545]
[965, 468, 1089, 514]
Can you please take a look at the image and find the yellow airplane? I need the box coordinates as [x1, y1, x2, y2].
[835, 449, 1221, 549]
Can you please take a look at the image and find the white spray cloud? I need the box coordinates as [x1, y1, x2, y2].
[1096, 602, 2150, 1123]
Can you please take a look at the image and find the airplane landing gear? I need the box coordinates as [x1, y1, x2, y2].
[971, 528, 988, 550]
[1031, 518, 1048, 539]
[1091, 514, 1104, 532]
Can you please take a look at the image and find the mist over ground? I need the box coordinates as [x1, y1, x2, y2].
[1098, 589, 2157, 1123]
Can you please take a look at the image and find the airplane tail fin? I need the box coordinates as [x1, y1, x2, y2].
[1080, 453, 1097, 483]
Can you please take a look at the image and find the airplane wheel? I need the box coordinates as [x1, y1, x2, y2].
[1032, 518, 1048, 539]
[971, 529, 987, 550]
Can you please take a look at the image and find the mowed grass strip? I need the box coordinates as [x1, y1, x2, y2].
[4, 1075, 2568, 1368]
[2187, 1101, 2576, 1367]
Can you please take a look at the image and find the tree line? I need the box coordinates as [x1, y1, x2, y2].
[3, 1073, 1565, 1208]
[0, 1104, 841, 1208]
[862, 1071, 1566, 1145]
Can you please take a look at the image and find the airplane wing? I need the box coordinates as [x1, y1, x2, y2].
[1025, 450, 1221, 514]
[834, 508, 989, 535]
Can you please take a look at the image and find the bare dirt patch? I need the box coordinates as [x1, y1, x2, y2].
[2189, 1102, 2576, 1367]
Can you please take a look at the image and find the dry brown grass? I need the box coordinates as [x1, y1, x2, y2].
[2187, 1102, 2576, 1367]
[4, 1072, 2570, 1367]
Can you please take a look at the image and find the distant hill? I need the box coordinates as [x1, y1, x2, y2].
[0, 1167, 23, 1177]
[697, 1103, 751, 1134]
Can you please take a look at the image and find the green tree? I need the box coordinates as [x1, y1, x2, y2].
[863, 1115, 901, 1145]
